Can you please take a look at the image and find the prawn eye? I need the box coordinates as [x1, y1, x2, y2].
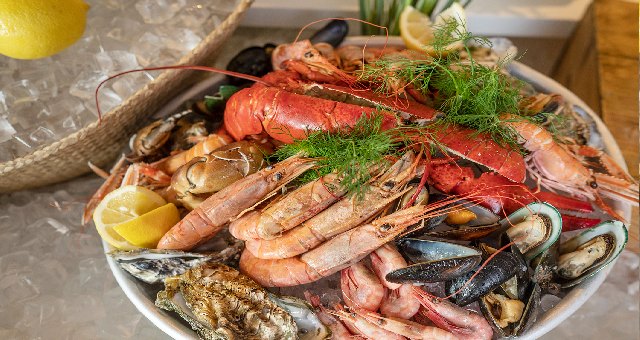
[304, 51, 314, 58]
[589, 181, 598, 189]
[380, 223, 392, 231]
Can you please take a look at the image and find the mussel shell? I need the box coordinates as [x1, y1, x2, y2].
[555, 220, 627, 288]
[445, 250, 528, 306]
[226, 44, 276, 86]
[386, 239, 481, 283]
[268, 294, 331, 340]
[501, 202, 562, 261]
[424, 223, 502, 241]
[309, 19, 349, 47]
[479, 282, 541, 337]
[531, 241, 561, 294]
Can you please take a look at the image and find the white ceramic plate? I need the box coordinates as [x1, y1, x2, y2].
[104, 37, 632, 339]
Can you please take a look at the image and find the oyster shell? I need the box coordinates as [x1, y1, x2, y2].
[268, 294, 331, 340]
[108, 239, 243, 284]
[156, 262, 297, 339]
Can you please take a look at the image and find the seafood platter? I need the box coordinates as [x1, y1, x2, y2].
[86, 18, 637, 340]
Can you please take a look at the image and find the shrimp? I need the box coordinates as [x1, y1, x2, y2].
[370, 243, 408, 290]
[504, 114, 638, 220]
[334, 306, 456, 340]
[239, 204, 435, 287]
[304, 292, 353, 340]
[157, 156, 315, 250]
[241, 152, 417, 259]
[379, 284, 421, 320]
[340, 261, 385, 311]
[413, 288, 493, 340]
[152, 130, 233, 174]
[333, 304, 405, 340]
[228, 173, 345, 241]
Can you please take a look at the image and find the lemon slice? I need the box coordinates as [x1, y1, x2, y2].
[399, 4, 466, 54]
[93, 185, 171, 250]
[113, 203, 180, 249]
[399, 6, 435, 51]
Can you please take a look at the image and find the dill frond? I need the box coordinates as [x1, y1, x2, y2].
[273, 113, 400, 199]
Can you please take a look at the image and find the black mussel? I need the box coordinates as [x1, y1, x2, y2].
[479, 282, 542, 337]
[226, 44, 276, 86]
[445, 244, 528, 306]
[554, 220, 627, 288]
[309, 19, 349, 47]
[387, 239, 481, 284]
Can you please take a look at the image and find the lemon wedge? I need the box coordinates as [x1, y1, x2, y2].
[113, 203, 180, 249]
[93, 185, 177, 250]
[399, 3, 467, 54]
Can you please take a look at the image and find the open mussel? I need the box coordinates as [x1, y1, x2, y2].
[554, 220, 627, 288]
[502, 202, 562, 261]
[387, 239, 482, 284]
[479, 281, 542, 337]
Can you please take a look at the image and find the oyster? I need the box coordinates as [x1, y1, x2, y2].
[268, 294, 331, 340]
[156, 262, 297, 340]
[555, 220, 627, 288]
[108, 239, 243, 284]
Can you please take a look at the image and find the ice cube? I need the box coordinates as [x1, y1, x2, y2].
[110, 72, 152, 99]
[29, 126, 56, 144]
[107, 18, 143, 42]
[2, 80, 39, 107]
[157, 26, 202, 52]
[0, 272, 40, 306]
[135, 0, 186, 24]
[69, 70, 108, 100]
[178, 4, 212, 29]
[7, 101, 49, 130]
[131, 32, 163, 67]
[95, 50, 139, 74]
[0, 117, 16, 143]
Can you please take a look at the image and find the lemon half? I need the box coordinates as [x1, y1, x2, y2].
[93, 185, 179, 250]
[399, 4, 466, 54]
[0, 0, 89, 59]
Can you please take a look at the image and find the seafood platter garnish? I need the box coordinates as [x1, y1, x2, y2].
[88, 15, 637, 340]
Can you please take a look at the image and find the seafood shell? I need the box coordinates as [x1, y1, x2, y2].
[156, 262, 297, 339]
[555, 220, 627, 288]
[108, 239, 243, 284]
[479, 282, 542, 337]
[387, 239, 481, 284]
[445, 244, 528, 306]
[502, 202, 562, 261]
[268, 294, 331, 340]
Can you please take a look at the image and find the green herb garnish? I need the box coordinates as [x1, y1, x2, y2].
[274, 113, 400, 199]
[359, 19, 533, 149]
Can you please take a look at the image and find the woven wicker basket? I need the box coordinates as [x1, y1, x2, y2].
[0, 0, 253, 193]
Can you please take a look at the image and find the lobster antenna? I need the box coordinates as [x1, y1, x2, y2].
[94, 65, 267, 122]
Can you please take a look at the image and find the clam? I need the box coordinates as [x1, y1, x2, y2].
[386, 239, 482, 284]
[502, 202, 562, 261]
[156, 262, 298, 339]
[555, 220, 627, 288]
